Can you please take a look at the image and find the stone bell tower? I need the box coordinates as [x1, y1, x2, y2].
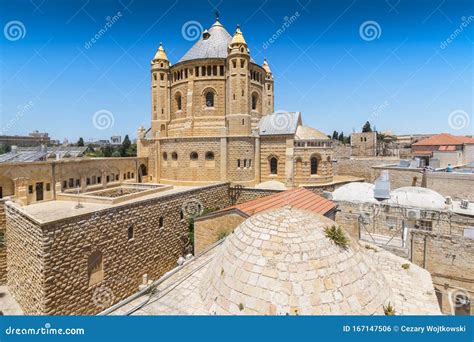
[226, 25, 251, 136]
[150, 42, 171, 138]
[262, 58, 274, 115]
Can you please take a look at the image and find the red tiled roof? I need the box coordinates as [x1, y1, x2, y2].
[412, 133, 474, 146]
[228, 187, 336, 217]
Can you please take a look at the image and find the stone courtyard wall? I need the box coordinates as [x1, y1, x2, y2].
[0, 200, 6, 284]
[194, 212, 246, 254]
[333, 157, 400, 182]
[6, 183, 231, 315]
[411, 232, 474, 315]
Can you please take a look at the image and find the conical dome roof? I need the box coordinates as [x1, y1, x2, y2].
[200, 207, 391, 315]
[153, 42, 168, 61]
[178, 19, 232, 62]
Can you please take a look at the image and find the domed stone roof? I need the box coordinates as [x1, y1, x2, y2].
[332, 182, 379, 203]
[388, 186, 446, 210]
[153, 42, 168, 61]
[200, 207, 390, 315]
[295, 125, 329, 140]
[178, 19, 232, 63]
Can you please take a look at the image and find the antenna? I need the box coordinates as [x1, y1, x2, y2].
[75, 185, 83, 209]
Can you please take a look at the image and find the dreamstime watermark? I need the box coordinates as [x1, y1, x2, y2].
[269, 110, 295, 132]
[359, 21, 382, 41]
[181, 20, 203, 41]
[358, 202, 381, 221]
[448, 110, 470, 131]
[92, 109, 115, 130]
[84, 11, 123, 49]
[440, 16, 474, 49]
[369, 100, 390, 122]
[3, 20, 26, 41]
[0, 101, 34, 135]
[262, 11, 300, 49]
[5, 323, 85, 336]
[181, 198, 204, 219]
[92, 286, 115, 309]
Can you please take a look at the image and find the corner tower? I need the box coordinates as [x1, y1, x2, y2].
[150, 43, 170, 138]
[262, 59, 274, 115]
[226, 25, 251, 135]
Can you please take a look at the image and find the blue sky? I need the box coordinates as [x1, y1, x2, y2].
[0, 0, 472, 142]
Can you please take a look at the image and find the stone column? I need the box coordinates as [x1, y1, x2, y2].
[220, 137, 227, 181]
[254, 136, 261, 185]
[285, 137, 294, 188]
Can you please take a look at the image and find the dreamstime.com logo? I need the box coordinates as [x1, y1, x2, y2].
[269, 110, 295, 132]
[3, 20, 26, 41]
[448, 110, 471, 131]
[359, 20, 382, 41]
[92, 109, 115, 130]
[4, 323, 85, 336]
[181, 20, 203, 41]
[181, 198, 204, 219]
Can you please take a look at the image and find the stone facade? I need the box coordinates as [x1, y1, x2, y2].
[334, 200, 474, 315]
[5, 183, 232, 315]
[351, 132, 377, 157]
[0, 158, 148, 205]
[0, 200, 6, 284]
[137, 18, 334, 188]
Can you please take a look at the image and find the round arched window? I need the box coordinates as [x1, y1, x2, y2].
[171, 152, 178, 160]
[205, 92, 214, 107]
[190, 152, 198, 160]
[163, 152, 168, 160]
[252, 93, 258, 110]
[205, 151, 215, 160]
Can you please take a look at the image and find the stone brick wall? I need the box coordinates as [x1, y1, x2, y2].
[0, 200, 6, 284]
[0, 158, 147, 205]
[6, 204, 46, 314]
[159, 137, 222, 183]
[351, 132, 377, 157]
[411, 232, 474, 315]
[333, 158, 400, 182]
[6, 183, 232, 315]
[260, 136, 287, 183]
[194, 212, 246, 254]
[227, 137, 256, 183]
[230, 187, 281, 205]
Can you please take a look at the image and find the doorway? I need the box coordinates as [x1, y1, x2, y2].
[35, 182, 44, 201]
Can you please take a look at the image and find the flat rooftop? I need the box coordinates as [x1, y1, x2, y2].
[7, 183, 219, 224]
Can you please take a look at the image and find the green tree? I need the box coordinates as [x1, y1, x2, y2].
[332, 131, 338, 140]
[119, 135, 131, 157]
[338, 132, 344, 142]
[362, 121, 372, 133]
[77, 137, 85, 147]
[102, 145, 113, 157]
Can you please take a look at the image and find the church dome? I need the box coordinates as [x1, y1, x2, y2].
[178, 19, 232, 62]
[200, 207, 390, 315]
[295, 125, 329, 140]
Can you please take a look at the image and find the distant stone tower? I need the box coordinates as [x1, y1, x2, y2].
[150, 42, 170, 138]
[262, 58, 274, 115]
[226, 25, 251, 135]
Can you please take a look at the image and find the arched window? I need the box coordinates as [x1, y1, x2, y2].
[176, 93, 182, 110]
[159, 217, 164, 229]
[163, 152, 168, 160]
[172, 152, 178, 160]
[160, 124, 165, 132]
[270, 157, 278, 175]
[252, 94, 258, 110]
[205, 152, 215, 160]
[88, 250, 103, 286]
[311, 157, 318, 175]
[205, 91, 214, 107]
[190, 152, 198, 160]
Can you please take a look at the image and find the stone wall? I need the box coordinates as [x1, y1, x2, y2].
[411, 232, 474, 315]
[333, 158, 400, 182]
[231, 187, 281, 205]
[6, 183, 231, 315]
[194, 211, 246, 254]
[0, 200, 6, 284]
[0, 158, 147, 205]
[351, 132, 377, 157]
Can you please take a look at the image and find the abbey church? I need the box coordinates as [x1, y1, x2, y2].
[137, 18, 333, 187]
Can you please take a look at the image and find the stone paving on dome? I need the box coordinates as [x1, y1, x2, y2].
[106, 207, 441, 316]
